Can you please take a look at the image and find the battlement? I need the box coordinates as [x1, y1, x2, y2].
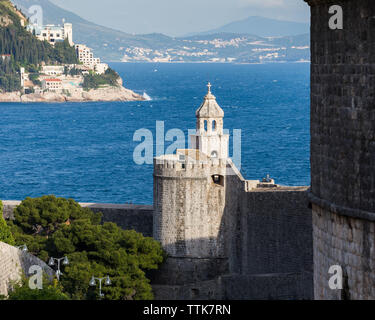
[154, 149, 228, 178]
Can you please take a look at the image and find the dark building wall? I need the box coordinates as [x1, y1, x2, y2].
[239, 187, 313, 276]
[309, 0, 375, 212]
[222, 273, 313, 300]
[306, 0, 375, 299]
[82, 203, 153, 237]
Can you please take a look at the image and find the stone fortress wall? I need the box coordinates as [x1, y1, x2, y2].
[0, 241, 54, 297]
[150, 152, 313, 299]
[2, 175, 313, 300]
[149, 84, 314, 299]
[305, 0, 375, 299]
[151, 184, 313, 300]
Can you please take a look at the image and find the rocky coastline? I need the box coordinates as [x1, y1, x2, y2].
[0, 85, 145, 103]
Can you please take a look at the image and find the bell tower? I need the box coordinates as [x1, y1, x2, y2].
[190, 83, 229, 159]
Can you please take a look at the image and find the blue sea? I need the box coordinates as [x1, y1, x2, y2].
[0, 63, 310, 204]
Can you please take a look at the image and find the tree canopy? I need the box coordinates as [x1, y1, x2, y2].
[8, 195, 164, 300]
[5, 277, 69, 300]
[0, 200, 15, 245]
[83, 67, 120, 90]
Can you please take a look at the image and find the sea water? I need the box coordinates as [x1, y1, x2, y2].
[0, 62, 310, 204]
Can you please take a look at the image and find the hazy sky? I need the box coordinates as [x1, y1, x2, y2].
[50, 0, 310, 36]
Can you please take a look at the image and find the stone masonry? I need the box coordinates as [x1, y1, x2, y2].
[0, 241, 54, 297]
[306, 0, 375, 299]
[151, 84, 313, 299]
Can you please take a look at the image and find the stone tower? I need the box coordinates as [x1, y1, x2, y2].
[190, 83, 229, 159]
[305, 0, 375, 299]
[63, 23, 73, 46]
[153, 84, 230, 287]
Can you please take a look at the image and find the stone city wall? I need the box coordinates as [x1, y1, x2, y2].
[151, 173, 313, 300]
[0, 241, 54, 297]
[239, 187, 313, 276]
[312, 204, 375, 300]
[2, 181, 313, 300]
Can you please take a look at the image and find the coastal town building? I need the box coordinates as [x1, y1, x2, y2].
[27, 22, 73, 46]
[95, 63, 109, 75]
[41, 65, 65, 76]
[18, 24, 108, 94]
[75, 44, 99, 66]
[20, 67, 26, 88]
[0, 54, 11, 61]
[75, 44, 108, 74]
[42, 78, 63, 92]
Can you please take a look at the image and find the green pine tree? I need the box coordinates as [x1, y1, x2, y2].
[0, 200, 15, 245]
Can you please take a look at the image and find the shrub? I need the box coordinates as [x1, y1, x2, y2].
[82, 67, 120, 90]
[0, 200, 15, 245]
[10, 195, 165, 300]
[6, 277, 69, 300]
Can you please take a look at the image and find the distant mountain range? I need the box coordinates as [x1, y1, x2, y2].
[187, 16, 310, 38]
[12, 0, 310, 63]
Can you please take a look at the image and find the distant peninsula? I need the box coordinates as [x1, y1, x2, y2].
[0, 0, 144, 102]
[0, 77, 144, 102]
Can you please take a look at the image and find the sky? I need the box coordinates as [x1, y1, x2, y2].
[50, 0, 310, 36]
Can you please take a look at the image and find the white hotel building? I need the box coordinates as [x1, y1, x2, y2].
[75, 44, 108, 74]
[27, 22, 108, 75]
[28, 22, 74, 46]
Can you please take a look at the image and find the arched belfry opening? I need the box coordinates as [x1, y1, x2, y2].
[190, 82, 229, 159]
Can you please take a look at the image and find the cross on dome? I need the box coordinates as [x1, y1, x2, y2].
[196, 82, 224, 118]
[191, 83, 228, 160]
[207, 82, 212, 94]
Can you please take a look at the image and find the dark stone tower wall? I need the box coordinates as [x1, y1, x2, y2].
[306, 0, 375, 299]
[309, 0, 375, 212]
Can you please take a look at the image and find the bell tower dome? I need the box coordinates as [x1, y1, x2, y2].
[191, 83, 229, 159]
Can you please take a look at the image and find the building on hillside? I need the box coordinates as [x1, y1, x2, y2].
[20, 67, 26, 89]
[27, 22, 73, 46]
[75, 44, 99, 68]
[41, 65, 65, 76]
[75, 44, 108, 74]
[41, 78, 62, 92]
[95, 63, 109, 75]
[0, 54, 11, 61]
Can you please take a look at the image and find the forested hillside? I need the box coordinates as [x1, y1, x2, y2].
[0, 0, 77, 92]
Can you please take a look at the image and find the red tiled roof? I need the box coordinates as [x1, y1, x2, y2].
[44, 79, 62, 82]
